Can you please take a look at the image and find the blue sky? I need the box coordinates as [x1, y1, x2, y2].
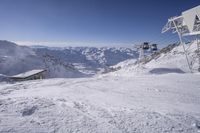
[0, 0, 199, 46]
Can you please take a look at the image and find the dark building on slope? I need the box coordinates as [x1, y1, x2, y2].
[9, 69, 46, 82]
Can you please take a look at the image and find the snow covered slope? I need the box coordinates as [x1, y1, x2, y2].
[0, 73, 200, 132]
[0, 40, 43, 76]
[145, 42, 199, 73]
[1, 41, 200, 133]
[0, 40, 86, 78]
[33, 46, 138, 75]
[112, 42, 200, 76]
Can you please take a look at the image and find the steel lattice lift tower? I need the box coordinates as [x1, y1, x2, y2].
[162, 5, 200, 72]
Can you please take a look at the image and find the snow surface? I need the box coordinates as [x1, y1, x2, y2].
[0, 73, 200, 133]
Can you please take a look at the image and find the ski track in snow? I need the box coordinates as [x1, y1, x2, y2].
[0, 73, 200, 133]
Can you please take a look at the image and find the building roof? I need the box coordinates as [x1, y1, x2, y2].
[10, 69, 46, 79]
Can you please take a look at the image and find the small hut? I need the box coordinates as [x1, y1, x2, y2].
[9, 69, 46, 82]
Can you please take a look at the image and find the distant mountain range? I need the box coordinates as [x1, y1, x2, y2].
[0, 40, 138, 78]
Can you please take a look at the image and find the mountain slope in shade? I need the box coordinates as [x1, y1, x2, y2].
[34, 46, 138, 75]
[0, 40, 138, 78]
[0, 40, 86, 78]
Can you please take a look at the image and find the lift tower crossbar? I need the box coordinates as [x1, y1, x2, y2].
[162, 5, 200, 72]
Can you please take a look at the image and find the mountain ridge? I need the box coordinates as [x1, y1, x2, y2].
[0, 40, 138, 78]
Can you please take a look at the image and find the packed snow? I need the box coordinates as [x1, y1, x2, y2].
[0, 73, 200, 133]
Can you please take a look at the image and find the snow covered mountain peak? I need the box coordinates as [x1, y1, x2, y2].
[0, 41, 139, 78]
[1, 40, 199, 79]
